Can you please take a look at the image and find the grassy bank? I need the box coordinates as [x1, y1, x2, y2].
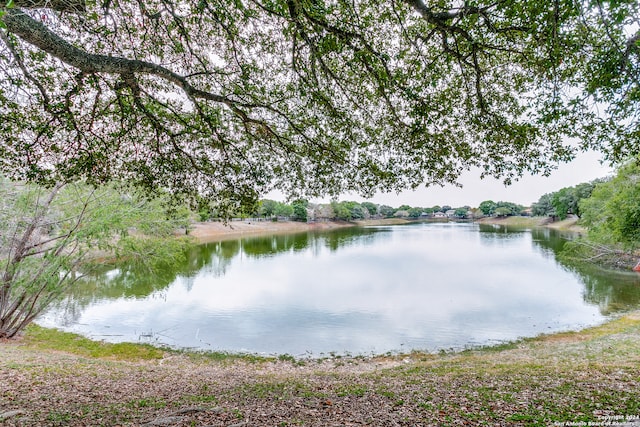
[2, 313, 640, 426]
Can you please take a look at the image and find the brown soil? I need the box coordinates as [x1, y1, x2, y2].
[189, 220, 355, 243]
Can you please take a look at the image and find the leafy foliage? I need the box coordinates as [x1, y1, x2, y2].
[0, 1, 638, 210]
[579, 160, 640, 249]
[0, 179, 193, 338]
[532, 182, 598, 219]
[453, 207, 469, 218]
[478, 200, 498, 216]
[257, 199, 293, 219]
[291, 199, 309, 222]
[478, 200, 523, 216]
[531, 193, 556, 217]
[361, 202, 379, 216]
[408, 207, 426, 218]
[329, 201, 364, 221]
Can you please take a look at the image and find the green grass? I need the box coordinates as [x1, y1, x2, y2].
[23, 324, 165, 361]
[478, 216, 546, 228]
[335, 384, 368, 397]
[22, 325, 278, 364]
[126, 397, 167, 409]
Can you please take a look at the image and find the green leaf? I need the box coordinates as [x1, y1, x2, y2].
[6, 0, 15, 9]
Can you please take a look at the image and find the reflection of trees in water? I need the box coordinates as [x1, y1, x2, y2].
[529, 227, 572, 255]
[322, 227, 383, 251]
[240, 227, 381, 256]
[478, 224, 528, 237]
[48, 227, 384, 323]
[577, 265, 640, 314]
[50, 296, 88, 327]
[481, 225, 640, 314]
[192, 240, 239, 280]
[49, 242, 235, 324]
[241, 233, 308, 257]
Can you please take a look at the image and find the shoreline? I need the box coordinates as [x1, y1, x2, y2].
[189, 218, 410, 243]
[475, 215, 586, 232]
[190, 216, 584, 244]
[189, 219, 354, 243]
[3, 311, 640, 426]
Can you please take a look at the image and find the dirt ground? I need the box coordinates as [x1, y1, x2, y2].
[189, 220, 356, 243]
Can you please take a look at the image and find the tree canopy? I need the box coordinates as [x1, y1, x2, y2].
[1, 1, 639, 210]
[532, 181, 598, 219]
[579, 161, 640, 249]
[478, 199, 523, 216]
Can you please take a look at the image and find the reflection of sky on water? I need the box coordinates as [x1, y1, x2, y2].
[40, 223, 607, 356]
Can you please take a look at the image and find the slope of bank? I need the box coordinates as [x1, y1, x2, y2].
[2, 312, 640, 426]
[190, 216, 584, 244]
[189, 220, 354, 243]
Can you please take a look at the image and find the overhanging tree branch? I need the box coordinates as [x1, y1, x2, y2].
[13, 0, 86, 13]
[2, 8, 231, 105]
[1, 0, 639, 207]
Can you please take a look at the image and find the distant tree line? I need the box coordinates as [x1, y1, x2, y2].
[196, 196, 546, 223]
[197, 199, 537, 222]
[197, 199, 310, 222]
[531, 182, 600, 220]
[477, 200, 526, 217]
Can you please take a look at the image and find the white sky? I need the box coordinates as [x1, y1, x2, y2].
[270, 150, 613, 209]
[351, 150, 613, 208]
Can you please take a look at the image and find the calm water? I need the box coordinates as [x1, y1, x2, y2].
[39, 223, 640, 356]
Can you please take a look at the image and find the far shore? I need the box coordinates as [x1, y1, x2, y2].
[188, 217, 419, 243]
[476, 214, 585, 233]
[189, 219, 354, 243]
[189, 215, 583, 244]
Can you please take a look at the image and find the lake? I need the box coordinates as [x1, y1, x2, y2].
[38, 222, 640, 357]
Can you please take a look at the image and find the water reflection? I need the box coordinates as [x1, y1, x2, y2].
[480, 224, 640, 313]
[40, 223, 640, 356]
[48, 228, 384, 325]
[530, 227, 640, 314]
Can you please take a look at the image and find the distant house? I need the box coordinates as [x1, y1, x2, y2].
[433, 212, 447, 218]
[445, 209, 457, 218]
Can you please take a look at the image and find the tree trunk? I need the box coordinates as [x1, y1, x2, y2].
[0, 183, 64, 338]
